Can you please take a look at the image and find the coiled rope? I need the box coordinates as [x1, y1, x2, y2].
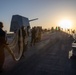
[4, 28, 24, 61]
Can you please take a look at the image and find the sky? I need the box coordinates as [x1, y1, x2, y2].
[0, 0, 76, 32]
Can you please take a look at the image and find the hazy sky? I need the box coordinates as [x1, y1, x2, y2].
[0, 0, 76, 32]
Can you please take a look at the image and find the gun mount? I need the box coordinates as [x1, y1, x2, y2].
[10, 15, 38, 32]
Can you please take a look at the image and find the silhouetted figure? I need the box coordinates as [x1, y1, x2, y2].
[51, 27, 54, 32]
[55, 26, 58, 31]
[30, 27, 37, 46]
[0, 22, 6, 72]
[36, 27, 42, 42]
[0, 22, 15, 73]
[27, 26, 30, 36]
[38, 27, 42, 41]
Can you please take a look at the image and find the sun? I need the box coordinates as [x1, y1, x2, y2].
[58, 19, 72, 29]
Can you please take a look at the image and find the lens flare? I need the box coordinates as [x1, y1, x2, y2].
[58, 19, 72, 29]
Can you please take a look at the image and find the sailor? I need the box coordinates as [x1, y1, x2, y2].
[30, 27, 37, 46]
[0, 22, 15, 72]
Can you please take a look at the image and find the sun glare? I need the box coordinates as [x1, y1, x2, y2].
[58, 19, 72, 29]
